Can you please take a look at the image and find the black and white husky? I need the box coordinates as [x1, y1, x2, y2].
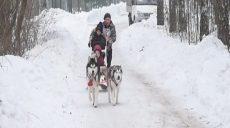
[108, 65, 123, 106]
[86, 54, 100, 108]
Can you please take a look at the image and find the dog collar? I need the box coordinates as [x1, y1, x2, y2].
[112, 78, 120, 86]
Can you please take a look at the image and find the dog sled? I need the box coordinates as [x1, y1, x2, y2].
[86, 22, 123, 107]
[87, 23, 113, 91]
[87, 48, 109, 91]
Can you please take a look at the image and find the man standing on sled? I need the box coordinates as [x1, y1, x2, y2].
[88, 13, 116, 68]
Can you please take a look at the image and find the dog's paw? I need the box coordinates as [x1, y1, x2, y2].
[93, 103, 98, 108]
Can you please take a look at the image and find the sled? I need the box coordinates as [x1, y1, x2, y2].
[98, 65, 108, 91]
[98, 29, 111, 91]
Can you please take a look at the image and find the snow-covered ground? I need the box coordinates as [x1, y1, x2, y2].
[1, 3, 230, 128]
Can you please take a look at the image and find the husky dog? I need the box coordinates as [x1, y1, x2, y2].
[86, 54, 100, 108]
[108, 65, 123, 106]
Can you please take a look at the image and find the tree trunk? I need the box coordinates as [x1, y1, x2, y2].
[60, 0, 62, 9]
[169, 0, 177, 33]
[178, 0, 186, 33]
[15, 0, 28, 56]
[214, 0, 229, 47]
[77, 0, 80, 12]
[67, 0, 72, 13]
[200, 0, 209, 41]
[157, 0, 164, 25]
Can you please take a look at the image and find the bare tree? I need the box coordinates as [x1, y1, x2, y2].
[157, 0, 164, 25]
[0, 0, 38, 56]
[164, 0, 230, 50]
[15, 0, 28, 56]
[213, 0, 230, 50]
[68, 0, 73, 13]
[169, 0, 177, 33]
[178, 0, 186, 34]
[200, 0, 209, 41]
[0, 0, 19, 55]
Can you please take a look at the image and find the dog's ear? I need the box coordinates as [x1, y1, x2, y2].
[119, 65, 123, 73]
[119, 68, 123, 73]
[111, 69, 114, 77]
[109, 67, 113, 77]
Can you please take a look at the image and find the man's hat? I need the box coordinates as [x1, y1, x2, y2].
[104, 13, 111, 19]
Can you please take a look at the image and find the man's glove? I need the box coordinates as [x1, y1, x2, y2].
[108, 40, 113, 45]
[88, 42, 91, 47]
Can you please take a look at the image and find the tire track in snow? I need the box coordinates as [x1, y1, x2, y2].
[113, 15, 209, 128]
[114, 31, 208, 127]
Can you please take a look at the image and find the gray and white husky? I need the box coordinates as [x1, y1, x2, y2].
[108, 65, 123, 106]
[86, 54, 100, 108]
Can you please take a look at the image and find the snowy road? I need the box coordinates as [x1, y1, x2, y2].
[1, 3, 230, 128]
[56, 5, 208, 128]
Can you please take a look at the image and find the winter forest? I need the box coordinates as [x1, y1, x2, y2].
[157, 0, 230, 50]
[1, 0, 230, 128]
[0, 0, 230, 56]
[0, 0, 125, 56]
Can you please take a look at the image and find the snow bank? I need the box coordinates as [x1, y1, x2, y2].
[0, 3, 127, 128]
[0, 40, 80, 128]
[118, 18, 230, 127]
[0, 7, 85, 128]
[33, 8, 71, 43]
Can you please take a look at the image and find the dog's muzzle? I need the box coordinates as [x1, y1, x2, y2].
[117, 76, 121, 80]
[92, 70, 95, 75]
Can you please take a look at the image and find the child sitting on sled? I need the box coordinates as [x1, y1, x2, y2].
[88, 23, 107, 87]
[88, 22, 106, 66]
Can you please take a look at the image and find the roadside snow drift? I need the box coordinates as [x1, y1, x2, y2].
[117, 15, 230, 127]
